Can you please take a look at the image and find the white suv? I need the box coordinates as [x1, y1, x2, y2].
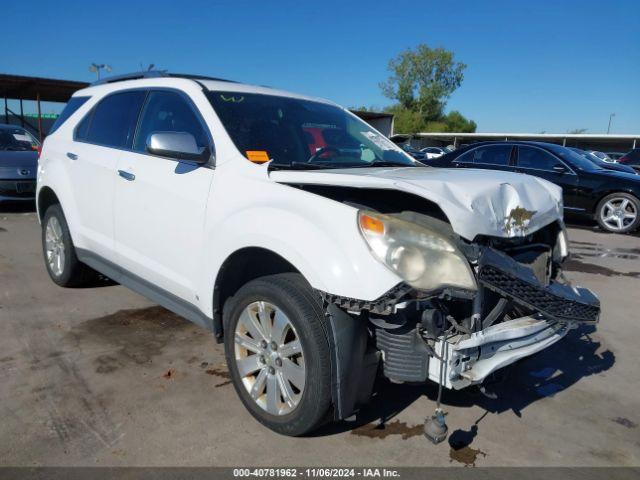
[37, 72, 599, 437]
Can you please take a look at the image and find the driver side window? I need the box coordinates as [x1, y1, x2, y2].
[133, 91, 208, 154]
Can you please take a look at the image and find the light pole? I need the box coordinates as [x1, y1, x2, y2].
[607, 113, 616, 134]
[89, 63, 112, 80]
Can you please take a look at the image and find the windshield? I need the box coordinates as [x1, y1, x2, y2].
[547, 144, 603, 172]
[0, 127, 39, 151]
[207, 91, 416, 169]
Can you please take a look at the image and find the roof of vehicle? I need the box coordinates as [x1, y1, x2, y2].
[74, 70, 337, 106]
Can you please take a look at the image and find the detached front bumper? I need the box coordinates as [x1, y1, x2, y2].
[425, 247, 600, 389]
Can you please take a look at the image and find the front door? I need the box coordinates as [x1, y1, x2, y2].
[514, 145, 582, 211]
[114, 90, 214, 303]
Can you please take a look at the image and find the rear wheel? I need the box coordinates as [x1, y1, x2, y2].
[596, 193, 640, 233]
[42, 204, 97, 286]
[223, 273, 332, 436]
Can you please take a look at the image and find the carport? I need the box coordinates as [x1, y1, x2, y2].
[0, 74, 89, 141]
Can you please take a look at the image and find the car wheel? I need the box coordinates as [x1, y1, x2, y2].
[42, 204, 97, 287]
[223, 273, 332, 436]
[596, 193, 640, 233]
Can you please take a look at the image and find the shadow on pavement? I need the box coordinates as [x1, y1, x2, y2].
[0, 201, 36, 214]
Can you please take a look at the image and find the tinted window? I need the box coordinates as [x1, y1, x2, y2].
[49, 96, 90, 135]
[458, 145, 512, 166]
[83, 91, 146, 148]
[134, 91, 208, 153]
[518, 146, 561, 170]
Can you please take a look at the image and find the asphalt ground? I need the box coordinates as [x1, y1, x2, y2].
[0, 205, 638, 467]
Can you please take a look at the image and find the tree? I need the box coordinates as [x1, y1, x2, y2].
[568, 128, 588, 134]
[381, 44, 466, 120]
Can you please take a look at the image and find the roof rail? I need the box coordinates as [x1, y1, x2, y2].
[90, 71, 238, 87]
[90, 70, 167, 86]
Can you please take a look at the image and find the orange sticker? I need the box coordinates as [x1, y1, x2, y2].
[246, 150, 270, 163]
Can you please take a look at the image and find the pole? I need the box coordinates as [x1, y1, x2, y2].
[607, 113, 615, 134]
[19, 98, 24, 127]
[3, 96, 7, 124]
[36, 91, 43, 143]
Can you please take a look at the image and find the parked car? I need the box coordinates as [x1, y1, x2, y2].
[606, 152, 626, 161]
[429, 141, 640, 233]
[618, 148, 640, 172]
[420, 146, 449, 159]
[568, 147, 637, 175]
[37, 72, 599, 437]
[588, 150, 613, 162]
[0, 124, 40, 203]
[399, 143, 426, 160]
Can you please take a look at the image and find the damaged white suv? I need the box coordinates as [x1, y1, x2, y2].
[37, 72, 600, 438]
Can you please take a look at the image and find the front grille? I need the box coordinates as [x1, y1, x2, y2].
[479, 265, 600, 322]
[0, 180, 35, 197]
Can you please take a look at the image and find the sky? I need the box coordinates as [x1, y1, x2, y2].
[3, 0, 639, 134]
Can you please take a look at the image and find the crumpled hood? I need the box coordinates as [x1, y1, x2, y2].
[270, 166, 563, 240]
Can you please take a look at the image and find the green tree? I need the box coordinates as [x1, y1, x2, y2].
[381, 44, 466, 120]
[568, 128, 588, 134]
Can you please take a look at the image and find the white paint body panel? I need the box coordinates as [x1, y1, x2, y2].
[37, 77, 565, 321]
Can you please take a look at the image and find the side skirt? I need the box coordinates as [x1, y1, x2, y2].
[76, 248, 216, 334]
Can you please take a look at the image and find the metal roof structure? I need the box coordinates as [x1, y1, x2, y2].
[392, 131, 640, 151]
[0, 73, 89, 103]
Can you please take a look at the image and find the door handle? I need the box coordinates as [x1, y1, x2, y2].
[66, 152, 78, 160]
[118, 170, 136, 181]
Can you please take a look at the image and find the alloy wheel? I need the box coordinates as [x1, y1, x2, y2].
[234, 301, 305, 416]
[45, 216, 65, 276]
[600, 197, 637, 232]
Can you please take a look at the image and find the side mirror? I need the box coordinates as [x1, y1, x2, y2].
[552, 164, 567, 173]
[146, 132, 209, 163]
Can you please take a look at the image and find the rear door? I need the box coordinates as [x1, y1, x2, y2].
[453, 144, 515, 172]
[67, 90, 146, 261]
[514, 145, 582, 210]
[113, 89, 214, 302]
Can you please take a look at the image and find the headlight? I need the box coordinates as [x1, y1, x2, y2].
[358, 210, 477, 292]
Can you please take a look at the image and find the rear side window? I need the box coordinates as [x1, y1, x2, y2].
[49, 96, 90, 135]
[457, 145, 512, 166]
[133, 91, 208, 153]
[517, 146, 560, 171]
[77, 91, 146, 148]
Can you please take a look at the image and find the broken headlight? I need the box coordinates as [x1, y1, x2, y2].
[358, 210, 477, 292]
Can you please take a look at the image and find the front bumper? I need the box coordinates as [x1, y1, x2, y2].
[0, 179, 36, 201]
[429, 315, 574, 389]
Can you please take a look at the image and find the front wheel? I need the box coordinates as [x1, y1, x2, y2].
[596, 193, 640, 233]
[223, 273, 332, 436]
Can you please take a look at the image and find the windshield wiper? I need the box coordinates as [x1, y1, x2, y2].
[271, 162, 344, 171]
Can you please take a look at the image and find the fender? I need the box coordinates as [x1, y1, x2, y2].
[197, 171, 401, 318]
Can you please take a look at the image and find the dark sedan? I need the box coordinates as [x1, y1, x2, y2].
[426, 141, 640, 233]
[0, 124, 39, 203]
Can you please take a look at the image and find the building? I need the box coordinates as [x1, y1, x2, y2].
[350, 111, 394, 137]
[392, 132, 640, 154]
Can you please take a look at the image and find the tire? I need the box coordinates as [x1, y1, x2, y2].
[223, 273, 332, 436]
[41, 204, 97, 287]
[595, 193, 640, 233]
